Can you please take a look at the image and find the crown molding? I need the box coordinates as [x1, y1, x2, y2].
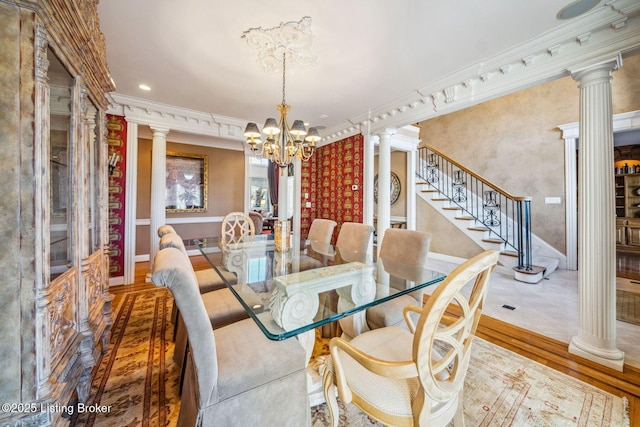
[106, 92, 247, 142]
[323, 0, 640, 142]
[105, 1, 640, 148]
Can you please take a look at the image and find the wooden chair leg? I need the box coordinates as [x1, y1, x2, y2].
[322, 359, 339, 427]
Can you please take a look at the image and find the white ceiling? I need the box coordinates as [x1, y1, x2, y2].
[97, 0, 611, 138]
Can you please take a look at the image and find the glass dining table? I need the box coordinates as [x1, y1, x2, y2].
[187, 233, 445, 405]
[188, 234, 445, 340]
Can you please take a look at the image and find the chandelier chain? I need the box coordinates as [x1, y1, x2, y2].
[282, 53, 286, 105]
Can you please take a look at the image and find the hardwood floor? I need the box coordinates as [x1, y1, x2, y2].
[111, 256, 639, 426]
[618, 251, 640, 282]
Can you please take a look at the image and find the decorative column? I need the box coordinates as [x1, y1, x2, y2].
[568, 57, 624, 371]
[363, 133, 375, 226]
[147, 126, 169, 280]
[406, 146, 417, 230]
[376, 129, 395, 245]
[123, 120, 139, 285]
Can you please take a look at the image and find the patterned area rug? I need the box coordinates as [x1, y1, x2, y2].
[312, 337, 629, 427]
[617, 289, 640, 326]
[71, 288, 628, 426]
[70, 288, 181, 426]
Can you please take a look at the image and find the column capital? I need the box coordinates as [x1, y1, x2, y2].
[149, 126, 170, 136]
[569, 53, 622, 86]
[377, 128, 397, 140]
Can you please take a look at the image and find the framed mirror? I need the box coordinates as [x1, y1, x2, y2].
[165, 151, 208, 212]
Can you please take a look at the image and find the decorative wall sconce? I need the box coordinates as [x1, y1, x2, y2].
[108, 152, 119, 176]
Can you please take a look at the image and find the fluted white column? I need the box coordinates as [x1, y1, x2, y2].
[568, 57, 624, 371]
[406, 147, 417, 230]
[123, 120, 139, 285]
[363, 134, 375, 226]
[147, 127, 169, 280]
[376, 129, 395, 245]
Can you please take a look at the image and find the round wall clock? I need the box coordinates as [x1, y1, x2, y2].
[374, 172, 401, 205]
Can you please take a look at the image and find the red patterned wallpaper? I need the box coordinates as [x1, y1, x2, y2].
[106, 114, 127, 278]
[300, 134, 364, 243]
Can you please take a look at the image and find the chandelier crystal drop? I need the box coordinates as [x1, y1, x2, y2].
[243, 53, 319, 170]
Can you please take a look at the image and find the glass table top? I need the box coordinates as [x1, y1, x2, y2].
[189, 235, 445, 340]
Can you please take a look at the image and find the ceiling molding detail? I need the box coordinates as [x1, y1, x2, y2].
[104, 0, 640, 148]
[323, 0, 640, 142]
[106, 93, 247, 143]
[241, 16, 318, 72]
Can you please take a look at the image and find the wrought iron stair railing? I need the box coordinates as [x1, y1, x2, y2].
[417, 146, 533, 272]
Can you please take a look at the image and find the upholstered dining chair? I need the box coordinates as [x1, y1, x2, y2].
[157, 224, 177, 237]
[152, 247, 311, 427]
[307, 218, 338, 244]
[159, 232, 237, 294]
[365, 228, 433, 332]
[334, 222, 375, 263]
[248, 211, 265, 234]
[220, 211, 255, 246]
[323, 250, 500, 427]
[157, 233, 249, 393]
[159, 232, 237, 290]
[319, 222, 374, 338]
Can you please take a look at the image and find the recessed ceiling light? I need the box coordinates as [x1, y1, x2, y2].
[138, 84, 151, 91]
[557, 0, 601, 20]
[320, 114, 329, 119]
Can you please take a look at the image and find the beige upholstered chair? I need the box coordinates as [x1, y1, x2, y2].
[323, 250, 499, 427]
[152, 247, 311, 426]
[298, 218, 338, 272]
[334, 222, 375, 263]
[366, 228, 433, 332]
[248, 211, 264, 234]
[157, 224, 177, 237]
[220, 212, 255, 246]
[159, 233, 237, 293]
[319, 222, 374, 338]
[158, 232, 247, 390]
[307, 218, 338, 244]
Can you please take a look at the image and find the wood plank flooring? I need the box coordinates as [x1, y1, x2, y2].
[617, 251, 640, 282]
[111, 256, 639, 426]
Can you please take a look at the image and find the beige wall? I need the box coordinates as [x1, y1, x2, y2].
[136, 139, 245, 254]
[417, 200, 483, 259]
[418, 53, 640, 258]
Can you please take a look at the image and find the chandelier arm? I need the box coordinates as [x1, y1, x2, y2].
[249, 142, 266, 159]
[244, 50, 317, 169]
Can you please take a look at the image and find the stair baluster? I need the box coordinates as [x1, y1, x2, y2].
[417, 146, 533, 272]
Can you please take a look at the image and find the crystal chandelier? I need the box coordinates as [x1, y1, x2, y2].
[243, 53, 319, 170]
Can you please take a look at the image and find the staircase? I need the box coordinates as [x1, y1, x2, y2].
[417, 147, 561, 284]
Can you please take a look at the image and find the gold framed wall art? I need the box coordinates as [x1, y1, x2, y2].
[165, 152, 208, 213]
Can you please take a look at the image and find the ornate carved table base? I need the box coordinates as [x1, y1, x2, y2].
[271, 262, 375, 406]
